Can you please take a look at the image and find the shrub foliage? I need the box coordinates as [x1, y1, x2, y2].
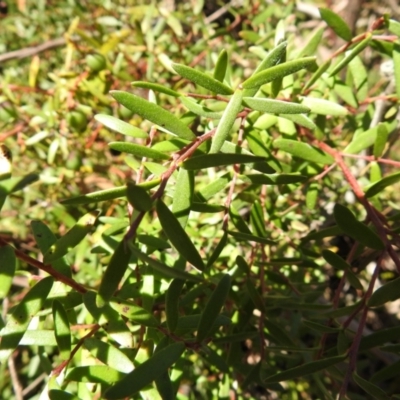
[1, 1, 400, 399]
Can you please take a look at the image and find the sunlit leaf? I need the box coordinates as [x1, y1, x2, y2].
[172, 63, 233, 95]
[104, 342, 185, 399]
[319, 8, 352, 41]
[111, 91, 195, 140]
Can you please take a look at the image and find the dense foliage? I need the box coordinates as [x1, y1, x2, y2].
[1, 1, 400, 399]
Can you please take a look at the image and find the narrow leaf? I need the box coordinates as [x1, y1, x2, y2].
[243, 40, 287, 97]
[322, 250, 363, 290]
[31, 221, 71, 277]
[180, 96, 223, 119]
[111, 91, 195, 140]
[60, 180, 161, 205]
[0, 245, 15, 299]
[126, 182, 153, 212]
[172, 63, 233, 95]
[104, 342, 185, 399]
[196, 274, 231, 342]
[210, 88, 243, 153]
[273, 139, 334, 164]
[263, 354, 346, 383]
[131, 81, 180, 97]
[368, 276, 400, 307]
[95, 114, 148, 138]
[279, 113, 316, 130]
[365, 171, 400, 198]
[227, 230, 276, 246]
[213, 49, 228, 82]
[165, 279, 185, 333]
[66, 366, 125, 384]
[300, 97, 348, 116]
[353, 372, 390, 399]
[109, 298, 159, 327]
[109, 142, 170, 160]
[52, 300, 71, 360]
[183, 153, 266, 170]
[172, 168, 193, 228]
[129, 245, 203, 283]
[333, 204, 384, 250]
[394, 43, 400, 99]
[242, 57, 317, 89]
[97, 240, 131, 307]
[156, 199, 204, 270]
[0, 277, 54, 362]
[243, 97, 310, 114]
[319, 8, 352, 41]
[44, 211, 99, 263]
[330, 34, 372, 76]
[373, 123, 389, 159]
[344, 126, 379, 154]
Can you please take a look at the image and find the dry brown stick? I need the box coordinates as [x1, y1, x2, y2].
[0, 37, 66, 64]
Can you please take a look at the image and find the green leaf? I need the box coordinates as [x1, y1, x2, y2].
[43, 210, 99, 263]
[95, 114, 148, 138]
[353, 372, 390, 399]
[393, 43, 400, 99]
[31, 221, 71, 277]
[156, 199, 204, 270]
[131, 81, 180, 97]
[319, 8, 352, 41]
[172, 168, 193, 228]
[196, 274, 231, 342]
[242, 173, 307, 185]
[210, 88, 244, 153]
[104, 342, 185, 399]
[129, 245, 203, 283]
[126, 182, 153, 212]
[0, 276, 54, 362]
[52, 300, 71, 360]
[373, 123, 389, 159]
[368, 276, 400, 307]
[330, 34, 372, 76]
[109, 298, 159, 327]
[183, 153, 266, 170]
[60, 186, 127, 205]
[344, 125, 379, 154]
[60, 180, 161, 205]
[97, 239, 131, 307]
[179, 96, 223, 119]
[172, 63, 233, 95]
[263, 354, 346, 383]
[227, 230, 275, 245]
[298, 27, 324, 57]
[48, 389, 81, 400]
[111, 91, 195, 140]
[300, 97, 348, 116]
[243, 41, 287, 97]
[359, 326, 400, 351]
[279, 113, 316, 130]
[0, 245, 16, 299]
[333, 204, 385, 250]
[165, 279, 185, 333]
[303, 59, 331, 91]
[322, 250, 363, 290]
[243, 97, 310, 114]
[66, 365, 125, 384]
[19, 330, 57, 346]
[213, 49, 228, 82]
[109, 142, 170, 160]
[206, 231, 228, 269]
[273, 139, 334, 164]
[365, 171, 400, 198]
[242, 57, 317, 89]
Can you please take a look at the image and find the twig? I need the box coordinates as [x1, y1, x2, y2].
[0, 238, 87, 294]
[8, 352, 23, 400]
[0, 37, 66, 64]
